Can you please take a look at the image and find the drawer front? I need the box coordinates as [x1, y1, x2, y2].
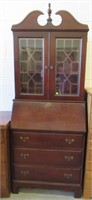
[13, 149, 82, 167]
[13, 165, 81, 183]
[12, 132, 84, 149]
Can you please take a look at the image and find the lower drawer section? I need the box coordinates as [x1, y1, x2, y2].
[13, 165, 81, 184]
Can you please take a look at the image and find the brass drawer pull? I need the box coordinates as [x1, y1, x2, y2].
[65, 138, 75, 144]
[50, 66, 53, 70]
[20, 136, 29, 142]
[21, 170, 29, 176]
[64, 173, 72, 179]
[20, 153, 29, 159]
[65, 156, 74, 161]
[44, 66, 48, 70]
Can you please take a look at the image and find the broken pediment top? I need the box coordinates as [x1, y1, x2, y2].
[11, 3, 89, 32]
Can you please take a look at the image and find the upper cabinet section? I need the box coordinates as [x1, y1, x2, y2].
[12, 4, 89, 101]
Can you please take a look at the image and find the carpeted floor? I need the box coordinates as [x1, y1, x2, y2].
[2, 189, 85, 200]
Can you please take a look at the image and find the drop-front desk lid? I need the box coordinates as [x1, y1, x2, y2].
[11, 100, 86, 132]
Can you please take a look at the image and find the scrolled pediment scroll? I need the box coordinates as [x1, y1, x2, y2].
[11, 3, 89, 32]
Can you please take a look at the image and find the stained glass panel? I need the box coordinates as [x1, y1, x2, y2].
[19, 38, 44, 94]
[55, 38, 82, 96]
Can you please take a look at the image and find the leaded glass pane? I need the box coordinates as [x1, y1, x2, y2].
[19, 38, 44, 94]
[20, 62, 27, 72]
[55, 38, 82, 96]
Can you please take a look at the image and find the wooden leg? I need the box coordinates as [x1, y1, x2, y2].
[12, 185, 19, 194]
[74, 188, 82, 198]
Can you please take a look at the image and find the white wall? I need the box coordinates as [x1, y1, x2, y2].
[0, 0, 92, 111]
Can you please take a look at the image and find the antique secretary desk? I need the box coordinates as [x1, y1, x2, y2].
[10, 4, 89, 198]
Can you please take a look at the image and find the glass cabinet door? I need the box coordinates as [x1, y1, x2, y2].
[16, 33, 83, 100]
[19, 38, 44, 95]
[55, 38, 82, 96]
[50, 34, 82, 100]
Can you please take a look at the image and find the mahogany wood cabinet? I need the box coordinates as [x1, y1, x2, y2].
[83, 89, 92, 199]
[10, 4, 89, 198]
[0, 112, 11, 197]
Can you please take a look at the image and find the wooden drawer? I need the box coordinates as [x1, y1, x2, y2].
[13, 165, 81, 184]
[13, 148, 82, 168]
[12, 132, 84, 149]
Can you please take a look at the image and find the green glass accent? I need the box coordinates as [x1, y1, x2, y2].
[36, 40, 42, 48]
[20, 51, 28, 61]
[21, 73, 30, 82]
[69, 52, 80, 62]
[36, 85, 42, 93]
[34, 51, 42, 61]
[20, 39, 26, 49]
[28, 39, 34, 48]
[20, 62, 27, 72]
[56, 39, 64, 49]
[65, 40, 72, 52]
[73, 40, 80, 50]
[36, 63, 42, 72]
[57, 51, 66, 61]
[21, 83, 27, 93]
[28, 58, 34, 72]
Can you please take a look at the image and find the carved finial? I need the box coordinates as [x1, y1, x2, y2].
[47, 3, 52, 23]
